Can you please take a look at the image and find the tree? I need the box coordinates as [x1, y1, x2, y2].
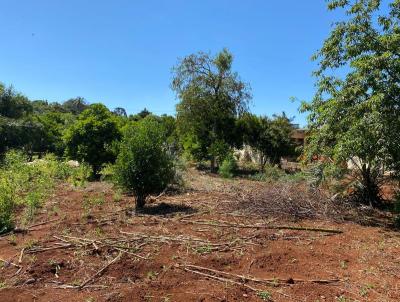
[114, 117, 175, 209]
[301, 0, 400, 206]
[34, 111, 75, 156]
[0, 84, 32, 119]
[113, 107, 127, 117]
[172, 48, 251, 170]
[62, 97, 88, 115]
[64, 104, 121, 176]
[238, 113, 295, 171]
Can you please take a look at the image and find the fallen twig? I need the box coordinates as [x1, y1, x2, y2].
[18, 248, 25, 264]
[78, 252, 122, 289]
[0, 258, 21, 268]
[180, 220, 343, 234]
[183, 267, 261, 292]
[182, 264, 341, 285]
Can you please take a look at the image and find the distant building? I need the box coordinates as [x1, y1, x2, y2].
[291, 124, 307, 146]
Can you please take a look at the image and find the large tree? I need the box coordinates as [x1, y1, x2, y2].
[64, 104, 121, 176]
[172, 48, 251, 170]
[301, 0, 400, 206]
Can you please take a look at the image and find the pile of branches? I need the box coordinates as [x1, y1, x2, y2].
[225, 182, 350, 220]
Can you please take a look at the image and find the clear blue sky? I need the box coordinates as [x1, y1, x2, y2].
[0, 0, 344, 126]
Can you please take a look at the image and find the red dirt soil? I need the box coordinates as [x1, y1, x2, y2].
[0, 171, 399, 302]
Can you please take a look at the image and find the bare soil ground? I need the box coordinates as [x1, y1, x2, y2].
[0, 170, 399, 302]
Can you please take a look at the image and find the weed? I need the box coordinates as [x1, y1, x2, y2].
[146, 271, 158, 280]
[340, 260, 348, 269]
[219, 153, 238, 178]
[24, 239, 39, 249]
[360, 284, 374, 297]
[257, 291, 271, 301]
[113, 190, 122, 202]
[8, 234, 17, 246]
[195, 245, 212, 254]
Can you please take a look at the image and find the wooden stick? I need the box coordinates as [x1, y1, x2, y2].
[78, 252, 122, 289]
[18, 248, 25, 264]
[180, 220, 343, 234]
[27, 218, 59, 229]
[113, 247, 148, 260]
[183, 267, 261, 292]
[183, 264, 341, 285]
[0, 258, 21, 268]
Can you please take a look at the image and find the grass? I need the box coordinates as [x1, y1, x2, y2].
[0, 150, 90, 233]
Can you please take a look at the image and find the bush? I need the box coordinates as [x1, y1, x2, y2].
[114, 117, 175, 209]
[219, 153, 238, 179]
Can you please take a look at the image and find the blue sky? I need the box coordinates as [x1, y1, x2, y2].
[0, 1, 344, 126]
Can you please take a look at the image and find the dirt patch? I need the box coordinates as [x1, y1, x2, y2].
[0, 171, 399, 302]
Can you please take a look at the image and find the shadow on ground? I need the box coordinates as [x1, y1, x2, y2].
[126, 202, 197, 217]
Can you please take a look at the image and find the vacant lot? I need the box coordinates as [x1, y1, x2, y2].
[0, 170, 399, 302]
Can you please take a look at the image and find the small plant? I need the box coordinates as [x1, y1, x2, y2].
[146, 271, 158, 280]
[195, 245, 212, 254]
[8, 234, 17, 246]
[218, 153, 237, 179]
[112, 190, 123, 203]
[335, 296, 349, 302]
[257, 291, 271, 301]
[24, 239, 39, 249]
[340, 260, 348, 269]
[359, 284, 374, 297]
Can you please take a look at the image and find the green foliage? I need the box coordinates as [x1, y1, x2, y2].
[257, 291, 272, 301]
[0, 84, 32, 119]
[218, 153, 238, 178]
[301, 0, 400, 206]
[238, 113, 295, 171]
[114, 117, 175, 209]
[0, 150, 89, 232]
[0, 177, 15, 233]
[62, 97, 88, 115]
[172, 48, 251, 170]
[64, 103, 121, 176]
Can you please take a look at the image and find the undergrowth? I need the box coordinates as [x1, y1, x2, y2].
[0, 150, 90, 233]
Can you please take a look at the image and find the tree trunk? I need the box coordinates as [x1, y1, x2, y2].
[136, 195, 146, 210]
[359, 164, 381, 207]
[259, 156, 265, 173]
[210, 157, 217, 173]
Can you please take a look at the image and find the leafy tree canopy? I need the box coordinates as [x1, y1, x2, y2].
[172, 48, 251, 169]
[301, 0, 400, 205]
[64, 103, 121, 176]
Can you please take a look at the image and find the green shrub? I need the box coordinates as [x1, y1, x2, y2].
[219, 153, 237, 179]
[114, 117, 175, 209]
[0, 178, 15, 233]
[263, 164, 285, 180]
